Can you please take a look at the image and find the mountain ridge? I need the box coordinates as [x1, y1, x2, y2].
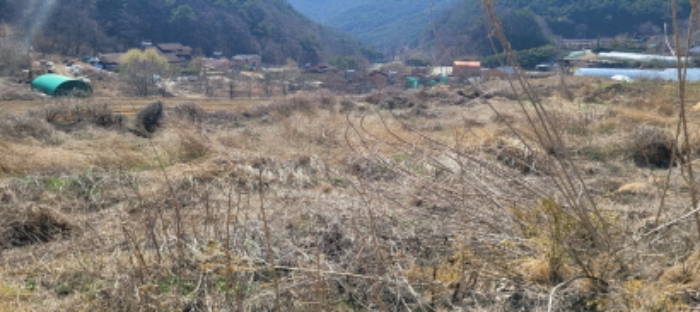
[286, 0, 455, 51]
[0, 0, 369, 65]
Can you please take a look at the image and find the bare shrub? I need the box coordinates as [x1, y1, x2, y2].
[246, 92, 318, 119]
[0, 78, 40, 100]
[345, 156, 397, 181]
[340, 98, 357, 113]
[275, 92, 317, 116]
[0, 38, 30, 77]
[365, 90, 419, 109]
[485, 138, 550, 174]
[173, 123, 212, 161]
[44, 99, 122, 132]
[132, 100, 163, 136]
[627, 125, 675, 168]
[0, 205, 76, 249]
[205, 110, 244, 127]
[167, 102, 207, 123]
[316, 90, 338, 111]
[0, 113, 56, 142]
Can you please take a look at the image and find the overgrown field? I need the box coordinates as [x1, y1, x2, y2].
[2, 77, 700, 311]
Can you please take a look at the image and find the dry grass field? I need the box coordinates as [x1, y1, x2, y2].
[0, 97, 268, 116]
[2, 75, 700, 311]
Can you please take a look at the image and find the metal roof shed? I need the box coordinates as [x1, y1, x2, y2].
[31, 74, 92, 97]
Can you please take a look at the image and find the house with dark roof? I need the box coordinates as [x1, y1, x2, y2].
[156, 43, 193, 60]
[231, 54, 261, 69]
[146, 46, 188, 67]
[304, 64, 338, 73]
[97, 53, 124, 71]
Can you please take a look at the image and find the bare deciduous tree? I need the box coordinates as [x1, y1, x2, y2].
[0, 37, 29, 77]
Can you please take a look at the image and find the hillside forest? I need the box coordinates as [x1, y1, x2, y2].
[426, 0, 691, 60]
[0, 0, 373, 65]
[282, 0, 696, 64]
[0, 0, 691, 66]
[286, 0, 455, 53]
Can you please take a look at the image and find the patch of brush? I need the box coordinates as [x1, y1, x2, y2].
[0, 205, 78, 249]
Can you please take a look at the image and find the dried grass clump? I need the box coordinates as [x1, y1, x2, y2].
[519, 257, 573, 286]
[0, 112, 56, 142]
[44, 100, 123, 132]
[205, 110, 244, 127]
[627, 125, 675, 168]
[172, 125, 212, 162]
[382, 93, 419, 110]
[316, 89, 338, 111]
[417, 86, 453, 99]
[0, 205, 77, 249]
[0, 89, 41, 101]
[345, 155, 397, 181]
[279, 113, 342, 148]
[131, 100, 163, 136]
[484, 138, 549, 174]
[246, 92, 318, 119]
[364, 90, 419, 109]
[167, 101, 207, 124]
[660, 250, 700, 286]
[339, 98, 358, 113]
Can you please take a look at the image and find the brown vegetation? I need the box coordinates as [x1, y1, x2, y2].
[0, 74, 698, 310]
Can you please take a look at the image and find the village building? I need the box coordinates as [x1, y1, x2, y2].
[231, 54, 262, 69]
[452, 61, 481, 80]
[96, 53, 124, 71]
[559, 38, 614, 50]
[145, 45, 189, 67]
[97, 42, 193, 71]
[156, 43, 193, 60]
[202, 58, 231, 71]
[304, 64, 338, 73]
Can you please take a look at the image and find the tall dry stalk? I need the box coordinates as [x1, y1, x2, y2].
[257, 168, 280, 311]
[671, 0, 700, 238]
[479, 0, 609, 250]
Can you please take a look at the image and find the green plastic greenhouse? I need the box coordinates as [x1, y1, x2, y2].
[30, 74, 92, 97]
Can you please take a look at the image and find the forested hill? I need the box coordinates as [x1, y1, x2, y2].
[0, 0, 368, 65]
[427, 0, 690, 58]
[286, 0, 456, 51]
[493, 0, 687, 38]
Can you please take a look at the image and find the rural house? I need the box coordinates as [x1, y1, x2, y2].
[145, 46, 189, 67]
[202, 58, 231, 71]
[559, 38, 613, 50]
[304, 64, 338, 73]
[453, 61, 481, 80]
[156, 43, 193, 60]
[231, 54, 262, 69]
[96, 53, 124, 71]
